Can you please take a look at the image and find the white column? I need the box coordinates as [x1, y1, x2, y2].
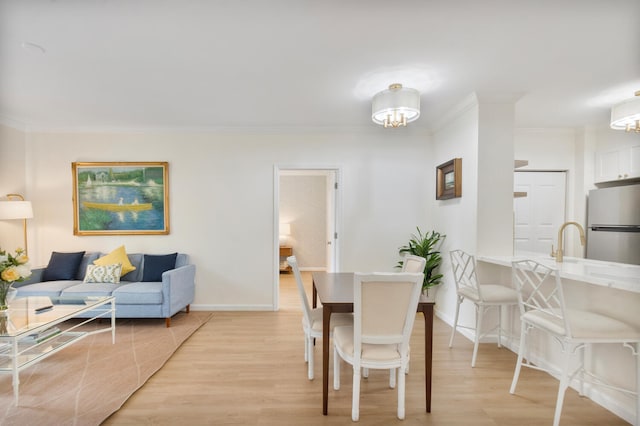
[475, 92, 519, 256]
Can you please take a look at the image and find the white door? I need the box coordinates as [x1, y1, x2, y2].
[514, 171, 566, 255]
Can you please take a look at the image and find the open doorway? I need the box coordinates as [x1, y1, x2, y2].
[273, 166, 340, 310]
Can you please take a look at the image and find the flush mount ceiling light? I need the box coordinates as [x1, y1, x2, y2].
[610, 90, 640, 132]
[372, 83, 420, 128]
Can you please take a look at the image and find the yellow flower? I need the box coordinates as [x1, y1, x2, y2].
[1, 267, 20, 282]
[15, 254, 28, 264]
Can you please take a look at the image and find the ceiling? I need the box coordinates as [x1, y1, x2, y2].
[1, 0, 639, 132]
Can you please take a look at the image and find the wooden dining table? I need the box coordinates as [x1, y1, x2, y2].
[311, 271, 435, 415]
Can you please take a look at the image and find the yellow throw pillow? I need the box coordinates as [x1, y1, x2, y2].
[94, 245, 136, 276]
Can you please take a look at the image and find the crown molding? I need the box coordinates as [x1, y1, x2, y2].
[430, 92, 479, 133]
[515, 127, 577, 136]
[8, 123, 430, 136]
[0, 115, 28, 132]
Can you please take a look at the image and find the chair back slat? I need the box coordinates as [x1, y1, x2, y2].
[450, 249, 482, 299]
[511, 259, 571, 337]
[287, 256, 314, 327]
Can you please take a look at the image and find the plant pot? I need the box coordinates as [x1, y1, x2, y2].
[421, 284, 441, 302]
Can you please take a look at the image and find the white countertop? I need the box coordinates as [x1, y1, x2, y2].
[477, 253, 640, 293]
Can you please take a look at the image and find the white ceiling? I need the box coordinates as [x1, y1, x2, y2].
[1, 0, 639, 132]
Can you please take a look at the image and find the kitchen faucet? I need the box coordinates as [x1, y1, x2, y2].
[551, 221, 586, 263]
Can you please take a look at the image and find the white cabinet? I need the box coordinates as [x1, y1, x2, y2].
[595, 144, 640, 183]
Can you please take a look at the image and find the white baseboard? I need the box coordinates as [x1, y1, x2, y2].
[191, 304, 274, 311]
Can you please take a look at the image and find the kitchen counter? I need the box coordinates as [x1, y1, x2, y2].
[477, 253, 640, 293]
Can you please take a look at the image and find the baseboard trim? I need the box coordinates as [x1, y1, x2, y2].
[191, 304, 274, 311]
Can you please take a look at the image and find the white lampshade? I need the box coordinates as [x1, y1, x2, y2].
[0, 201, 33, 220]
[372, 83, 420, 128]
[610, 91, 640, 132]
[280, 223, 291, 236]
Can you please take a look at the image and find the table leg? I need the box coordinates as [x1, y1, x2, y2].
[111, 299, 116, 344]
[312, 281, 318, 309]
[12, 340, 19, 405]
[424, 304, 433, 412]
[323, 304, 331, 415]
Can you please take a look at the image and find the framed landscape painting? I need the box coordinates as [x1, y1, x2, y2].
[72, 162, 170, 235]
[436, 158, 462, 200]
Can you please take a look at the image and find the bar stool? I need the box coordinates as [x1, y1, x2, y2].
[510, 259, 640, 426]
[449, 249, 519, 367]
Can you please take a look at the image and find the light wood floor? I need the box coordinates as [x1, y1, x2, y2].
[103, 272, 629, 425]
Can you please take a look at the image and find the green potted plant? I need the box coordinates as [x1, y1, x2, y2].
[397, 227, 445, 298]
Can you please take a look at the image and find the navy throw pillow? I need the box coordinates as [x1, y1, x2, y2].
[142, 253, 178, 282]
[42, 251, 86, 281]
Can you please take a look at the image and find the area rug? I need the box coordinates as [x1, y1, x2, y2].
[0, 311, 212, 426]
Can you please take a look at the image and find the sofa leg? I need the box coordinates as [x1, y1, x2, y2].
[165, 305, 190, 328]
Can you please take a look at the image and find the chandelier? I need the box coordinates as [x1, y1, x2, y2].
[371, 84, 420, 128]
[610, 91, 640, 133]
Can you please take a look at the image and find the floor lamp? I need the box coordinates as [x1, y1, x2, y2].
[0, 194, 34, 255]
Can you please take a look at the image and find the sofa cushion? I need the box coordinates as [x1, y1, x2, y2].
[113, 282, 163, 305]
[61, 282, 119, 297]
[75, 252, 100, 280]
[94, 246, 136, 276]
[142, 253, 177, 282]
[83, 263, 123, 283]
[16, 280, 82, 297]
[42, 251, 86, 281]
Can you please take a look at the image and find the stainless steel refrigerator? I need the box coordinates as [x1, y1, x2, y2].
[586, 185, 640, 265]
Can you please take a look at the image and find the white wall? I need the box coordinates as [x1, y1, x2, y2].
[0, 125, 29, 250]
[515, 128, 576, 171]
[430, 96, 480, 327]
[430, 93, 517, 332]
[476, 97, 516, 256]
[592, 126, 639, 152]
[5, 126, 431, 310]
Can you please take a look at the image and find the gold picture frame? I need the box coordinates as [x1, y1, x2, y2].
[436, 158, 462, 200]
[72, 162, 169, 235]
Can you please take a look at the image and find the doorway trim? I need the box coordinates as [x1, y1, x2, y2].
[273, 165, 342, 311]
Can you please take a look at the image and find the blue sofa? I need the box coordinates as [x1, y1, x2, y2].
[13, 252, 195, 327]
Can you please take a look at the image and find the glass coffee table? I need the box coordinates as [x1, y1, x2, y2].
[0, 295, 116, 405]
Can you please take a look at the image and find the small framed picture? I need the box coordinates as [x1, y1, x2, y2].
[72, 162, 170, 235]
[436, 158, 462, 200]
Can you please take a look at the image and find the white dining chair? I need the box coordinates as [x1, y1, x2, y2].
[449, 249, 519, 367]
[332, 272, 423, 421]
[287, 255, 353, 380]
[510, 259, 640, 426]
